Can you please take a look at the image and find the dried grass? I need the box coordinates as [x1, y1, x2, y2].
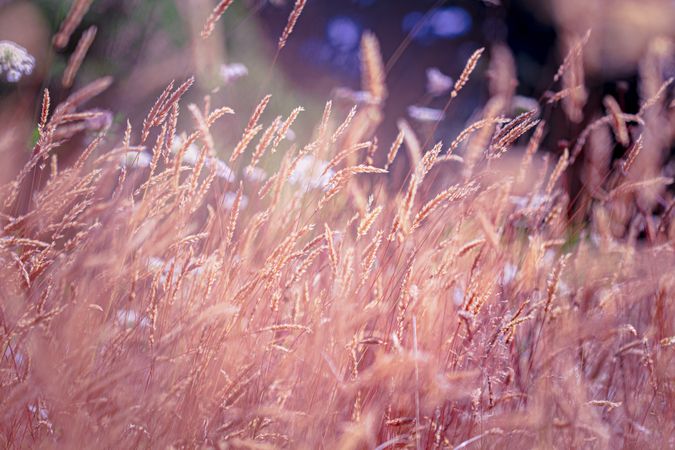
[0, 5, 674, 450]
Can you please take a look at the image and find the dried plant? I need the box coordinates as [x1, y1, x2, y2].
[0, 5, 674, 450]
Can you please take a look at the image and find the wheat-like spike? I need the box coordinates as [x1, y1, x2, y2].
[278, 0, 307, 50]
[300, 233, 324, 255]
[517, 120, 546, 183]
[477, 211, 500, 250]
[385, 129, 404, 169]
[62, 76, 113, 112]
[62, 26, 97, 88]
[323, 141, 371, 176]
[396, 258, 415, 341]
[191, 163, 219, 211]
[288, 244, 326, 286]
[230, 124, 263, 164]
[420, 141, 444, 175]
[360, 229, 383, 277]
[39, 89, 50, 134]
[638, 77, 674, 116]
[545, 148, 569, 195]
[357, 205, 382, 238]
[492, 110, 537, 143]
[489, 117, 540, 159]
[553, 29, 591, 83]
[173, 130, 200, 187]
[73, 131, 106, 170]
[457, 238, 486, 258]
[250, 116, 282, 167]
[201, 0, 235, 39]
[335, 164, 387, 177]
[207, 106, 235, 127]
[142, 124, 166, 197]
[366, 136, 378, 165]
[158, 77, 195, 122]
[571, 113, 643, 163]
[360, 31, 387, 103]
[447, 117, 508, 155]
[224, 182, 243, 248]
[319, 165, 387, 208]
[171, 232, 209, 250]
[49, 154, 58, 180]
[545, 85, 584, 104]
[317, 100, 332, 138]
[188, 103, 214, 155]
[544, 254, 569, 316]
[608, 177, 673, 199]
[324, 223, 338, 273]
[187, 144, 210, 198]
[141, 77, 194, 143]
[331, 105, 358, 143]
[398, 119, 422, 170]
[621, 135, 643, 175]
[400, 175, 420, 234]
[142, 80, 175, 142]
[272, 106, 304, 151]
[603, 95, 629, 146]
[245, 94, 272, 134]
[123, 120, 132, 148]
[57, 111, 106, 124]
[258, 324, 312, 334]
[411, 181, 479, 231]
[165, 103, 180, 160]
[451, 47, 485, 98]
[53, 0, 92, 49]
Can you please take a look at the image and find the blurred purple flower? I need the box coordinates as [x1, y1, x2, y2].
[327, 16, 360, 51]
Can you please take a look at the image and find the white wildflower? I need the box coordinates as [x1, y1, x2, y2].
[273, 121, 296, 141]
[409, 284, 420, 300]
[3, 346, 25, 367]
[289, 154, 334, 191]
[147, 256, 166, 272]
[222, 191, 248, 210]
[0, 40, 35, 82]
[408, 105, 445, 122]
[171, 134, 201, 165]
[120, 151, 152, 168]
[426, 67, 453, 97]
[220, 63, 248, 84]
[509, 193, 548, 210]
[210, 158, 235, 182]
[243, 165, 268, 182]
[512, 95, 540, 114]
[333, 87, 377, 105]
[501, 262, 518, 285]
[453, 285, 465, 306]
[173, 134, 235, 182]
[116, 309, 150, 329]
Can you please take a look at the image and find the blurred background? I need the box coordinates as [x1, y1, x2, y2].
[1, 0, 674, 184]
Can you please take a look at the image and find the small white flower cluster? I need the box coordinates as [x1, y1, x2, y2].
[116, 308, 150, 329]
[220, 63, 248, 85]
[222, 191, 249, 210]
[408, 105, 445, 123]
[426, 67, 453, 97]
[119, 151, 152, 169]
[0, 40, 35, 83]
[172, 134, 236, 182]
[289, 155, 334, 191]
[333, 87, 377, 105]
[243, 165, 268, 183]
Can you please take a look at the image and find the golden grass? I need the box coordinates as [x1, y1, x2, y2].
[1, 5, 674, 450]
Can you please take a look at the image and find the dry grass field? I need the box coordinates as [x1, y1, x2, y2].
[0, 1, 674, 448]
